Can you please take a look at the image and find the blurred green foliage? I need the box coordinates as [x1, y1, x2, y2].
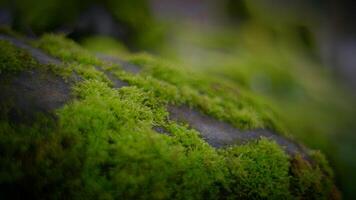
[0, 0, 165, 50]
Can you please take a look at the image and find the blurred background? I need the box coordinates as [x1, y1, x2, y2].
[0, 0, 355, 198]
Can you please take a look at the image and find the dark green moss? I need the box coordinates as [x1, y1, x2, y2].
[290, 153, 337, 200]
[34, 34, 102, 66]
[0, 40, 37, 74]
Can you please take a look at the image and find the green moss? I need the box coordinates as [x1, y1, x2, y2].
[221, 138, 291, 199]
[58, 80, 226, 199]
[290, 153, 336, 199]
[34, 34, 101, 66]
[80, 36, 128, 56]
[0, 35, 338, 199]
[34, 34, 286, 133]
[0, 40, 37, 74]
[126, 53, 286, 132]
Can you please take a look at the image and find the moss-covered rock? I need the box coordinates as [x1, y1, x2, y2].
[0, 33, 338, 199]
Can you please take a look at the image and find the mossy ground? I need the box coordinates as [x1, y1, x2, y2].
[0, 33, 337, 199]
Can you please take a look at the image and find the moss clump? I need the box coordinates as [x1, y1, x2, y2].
[0, 40, 37, 74]
[0, 79, 297, 199]
[34, 34, 101, 66]
[222, 138, 291, 199]
[126, 53, 286, 132]
[34, 34, 285, 132]
[0, 78, 295, 199]
[290, 152, 339, 199]
[0, 33, 337, 199]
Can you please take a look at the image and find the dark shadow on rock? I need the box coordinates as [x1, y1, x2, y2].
[0, 34, 70, 124]
[0, 69, 70, 124]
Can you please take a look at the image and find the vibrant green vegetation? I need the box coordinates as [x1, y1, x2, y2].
[222, 139, 291, 199]
[35, 34, 285, 133]
[0, 33, 338, 199]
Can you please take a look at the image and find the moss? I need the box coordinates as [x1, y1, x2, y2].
[290, 153, 336, 200]
[126, 53, 286, 132]
[34, 34, 286, 133]
[80, 36, 128, 56]
[221, 138, 291, 199]
[0, 115, 72, 199]
[0, 35, 338, 199]
[0, 40, 37, 74]
[58, 80, 226, 199]
[0, 78, 252, 199]
[34, 34, 101, 66]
